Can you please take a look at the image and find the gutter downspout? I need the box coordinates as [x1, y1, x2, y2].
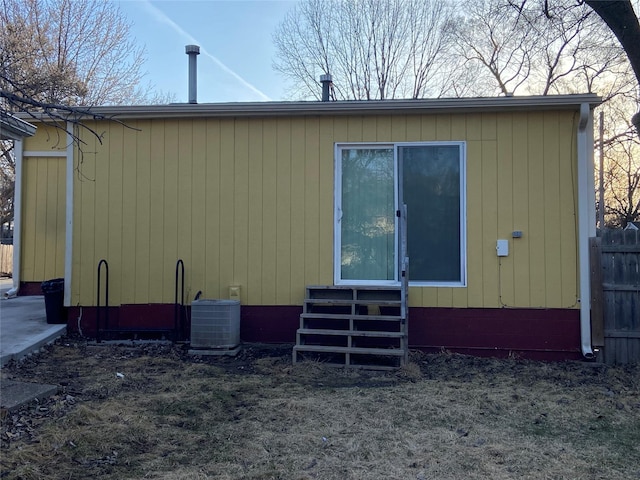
[64, 122, 74, 306]
[5, 140, 23, 298]
[577, 103, 595, 359]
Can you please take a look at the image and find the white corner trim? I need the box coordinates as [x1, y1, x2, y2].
[9, 140, 24, 296]
[23, 150, 66, 157]
[64, 123, 74, 306]
[577, 103, 595, 359]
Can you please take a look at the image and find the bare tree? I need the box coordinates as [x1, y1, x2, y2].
[604, 144, 640, 228]
[504, 0, 640, 226]
[595, 94, 640, 227]
[273, 0, 454, 100]
[450, 1, 536, 96]
[529, 3, 596, 95]
[452, 0, 631, 98]
[0, 0, 150, 108]
[569, 0, 640, 149]
[583, 0, 640, 92]
[509, 0, 640, 130]
[0, 0, 159, 235]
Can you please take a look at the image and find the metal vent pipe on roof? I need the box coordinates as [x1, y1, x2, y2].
[320, 74, 332, 102]
[185, 45, 200, 104]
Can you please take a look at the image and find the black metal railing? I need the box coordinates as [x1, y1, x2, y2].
[96, 259, 109, 343]
[174, 259, 185, 341]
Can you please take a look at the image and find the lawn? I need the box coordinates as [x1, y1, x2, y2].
[1, 339, 639, 479]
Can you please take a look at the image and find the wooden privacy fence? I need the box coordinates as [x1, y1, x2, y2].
[591, 229, 640, 364]
[0, 243, 12, 276]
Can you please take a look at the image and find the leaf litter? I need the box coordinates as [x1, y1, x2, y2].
[1, 337, 639, 480]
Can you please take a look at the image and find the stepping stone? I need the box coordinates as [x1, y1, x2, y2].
[0, 379, 58, 413]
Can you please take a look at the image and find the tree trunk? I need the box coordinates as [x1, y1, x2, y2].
[585, 0, 640, 129]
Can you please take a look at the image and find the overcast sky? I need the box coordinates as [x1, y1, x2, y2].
[116, 0, 299, 103]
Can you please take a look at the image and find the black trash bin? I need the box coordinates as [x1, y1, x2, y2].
[41, 278, 66, 324]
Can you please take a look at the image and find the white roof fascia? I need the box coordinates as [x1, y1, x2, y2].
[17, 94, 602, 121]
[0, 111, 37, 140]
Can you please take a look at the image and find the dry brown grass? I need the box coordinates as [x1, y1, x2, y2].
[1, 340, 639, 479]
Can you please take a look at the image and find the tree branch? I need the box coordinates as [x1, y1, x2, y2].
[1, 88, 139, 146]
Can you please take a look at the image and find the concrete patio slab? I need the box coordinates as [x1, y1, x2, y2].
[0, 295, 66, 367]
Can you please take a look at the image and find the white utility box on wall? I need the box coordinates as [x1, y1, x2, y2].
[496, 239, 509, 257]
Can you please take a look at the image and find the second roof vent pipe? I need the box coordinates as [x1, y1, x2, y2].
[186, 45, 200, 104]
[320, 74, 332, 102]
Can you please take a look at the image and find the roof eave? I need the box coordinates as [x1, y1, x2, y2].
[0, 112, 37, 140]
[17, 94, 603, 121]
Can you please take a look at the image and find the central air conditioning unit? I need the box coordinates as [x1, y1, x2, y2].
[189, 299, 241, 356]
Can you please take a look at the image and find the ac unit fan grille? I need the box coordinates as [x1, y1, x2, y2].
[190, 300, 240, 349]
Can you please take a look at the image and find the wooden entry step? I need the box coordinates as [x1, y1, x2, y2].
[300, 313, 403, 322]
[296, 328, 405, 338]
[293, 285, 408, 370]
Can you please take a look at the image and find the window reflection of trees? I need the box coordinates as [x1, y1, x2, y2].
[401, 146, 461, 282]
[341, 149, 395, 280]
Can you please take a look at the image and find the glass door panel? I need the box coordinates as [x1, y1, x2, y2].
[399, 144, 462, 283]
[339, 147, 396, 282]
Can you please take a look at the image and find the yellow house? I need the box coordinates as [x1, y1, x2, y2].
[14, 94, 601, 361]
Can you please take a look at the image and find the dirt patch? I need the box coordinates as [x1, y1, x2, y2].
[2, 337, 640, 479]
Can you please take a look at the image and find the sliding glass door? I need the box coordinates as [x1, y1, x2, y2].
[335, 142, 466, 286]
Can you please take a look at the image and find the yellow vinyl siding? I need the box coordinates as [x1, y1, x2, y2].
[511, 113, 532, 306]
[22, 122, 66, 153]
[190, 120, 207, 300]
[74, 123, 94, 307]
[148, 120, 166, 303]
[162, 120, 180, 303]
[290, 119, 306, 303]
[177, 120, 194, 301]
[304, 118, 321, 286]
[261, 120, 277, 304]
[276, 118, 292, 305]
[203, 119, 222, 301]
[558, 113, 579, 307]
[318, 118, 335, 284]
[481, 139, 499, 307]
[406, 116, 422, 142]
[496, 115, 515, 307]
[48, 109, 579, 309]
[108, 121, 124, 304]
[466, 139, 484, 306]
[217, 120, 234, 301]
[121, 121, 138, 304]
[134, 120, 152, 303]
[20, 155, 65, 282]
[528, 114, 546, 306]
[247, 120, 264, 305]
[233, 119, 250, 301]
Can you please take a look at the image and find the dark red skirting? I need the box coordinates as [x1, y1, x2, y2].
[19, 281, 44, 296]
[408, 307, 582, 361]
[63, 304, 581, 360]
